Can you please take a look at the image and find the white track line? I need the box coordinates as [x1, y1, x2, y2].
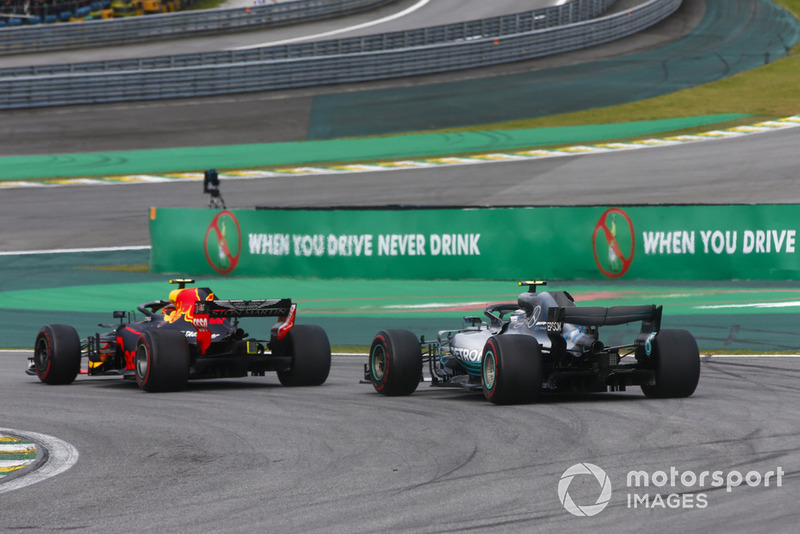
[0, 245, 150, 256]
[702, 354, 800, 358]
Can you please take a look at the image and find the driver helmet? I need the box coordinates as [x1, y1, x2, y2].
[163, 289, 180, 317]
[509, 309, 526, 323]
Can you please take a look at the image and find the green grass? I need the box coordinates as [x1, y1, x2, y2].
[477, 56, 800, 134]
[183, 0, 228, 10]
[80, 264, 151, 273]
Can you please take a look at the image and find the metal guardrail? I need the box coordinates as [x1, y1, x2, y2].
[0, 0, 682, 109]
[0, 0, 617, 76]
[0, 0, 396, 55]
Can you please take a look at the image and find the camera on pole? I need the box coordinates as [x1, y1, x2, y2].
[203, 169, 226, 209]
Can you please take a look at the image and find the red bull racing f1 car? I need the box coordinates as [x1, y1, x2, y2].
[27, 279, 331, 392]
[365, 281, 700, 404]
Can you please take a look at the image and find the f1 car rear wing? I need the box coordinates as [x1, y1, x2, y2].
[546, 304, 662, 351]
[194, 299, 293, 318]
[192, 299, 295, 354]
[548, 305, 662, 328]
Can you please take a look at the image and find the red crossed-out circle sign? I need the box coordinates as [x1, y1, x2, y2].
[204, 210, 241, 274]
[592, 208, 635, 278]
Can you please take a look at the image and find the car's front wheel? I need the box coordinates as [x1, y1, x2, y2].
[33, 324, 81, 385]
[641, 329, 700, 398]
[135, 329, 190, 392]
[481, 335, 542, 405]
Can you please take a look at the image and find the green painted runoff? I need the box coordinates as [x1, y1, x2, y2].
[0, 115, 746, 181]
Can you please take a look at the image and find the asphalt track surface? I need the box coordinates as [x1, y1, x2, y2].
[2, 353, 799, 532]
[2, 1, 800, 531]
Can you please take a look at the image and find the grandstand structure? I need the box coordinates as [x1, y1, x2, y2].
[0, 0, 189, 23]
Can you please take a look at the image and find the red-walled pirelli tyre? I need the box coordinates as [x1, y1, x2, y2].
[481, 335, 542, 405]
[135, 329, 190, 393]
[277, 324, 332, 386]
[33, 324, 81, 385]
[369, 329, 422, 396]
[641, 329, 700, 398]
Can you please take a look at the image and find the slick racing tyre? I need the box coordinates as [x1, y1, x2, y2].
[481, 335, 542, 405]
[34, 324, 81, 385]
[277, 324, 331, 386]
[641, 329, 700, 398]
[135, 329, 190, 393]
[369, 330, 422, 396]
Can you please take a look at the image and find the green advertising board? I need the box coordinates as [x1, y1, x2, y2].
[149, 205, 800, 280]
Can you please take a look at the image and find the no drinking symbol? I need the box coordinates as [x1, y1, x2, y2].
[592, 208, 635, 278]
[204, 211, 242, 274]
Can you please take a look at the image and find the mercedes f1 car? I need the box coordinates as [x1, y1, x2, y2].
[365, 281, 700, 404]
[27, 279, 331, 392]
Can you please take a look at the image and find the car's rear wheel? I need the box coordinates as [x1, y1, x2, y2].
[481, 335, 542, 405]
[369, 329, 422, 396]
[277, 324, 331, 386]
[135, 329, 190, 392]
[33, 324, 81, 385]
[641, 329, 700, 398]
